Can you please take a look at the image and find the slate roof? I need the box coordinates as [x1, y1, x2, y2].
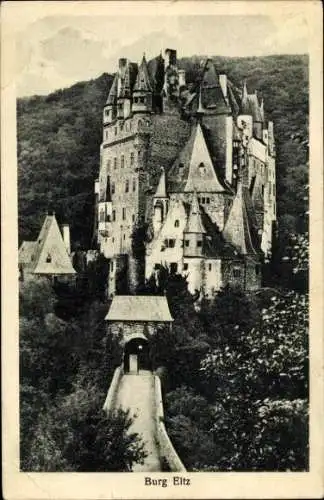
[167, 122, 228, 193]
[133, 55, 153, 92]
[154, 168, 167, 198]
[106, 74, 118, 105]
[19, 215, 76, 275]
[241, 92, 263, 122]
[105, 295, 173, 322]
[19, 241, 36, 266]
[184, 191, 206, 234]
[223, 182, 259, 256]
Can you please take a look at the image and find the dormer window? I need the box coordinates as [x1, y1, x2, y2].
[46, 254, 52, 263]
[198, 162, 206, 176]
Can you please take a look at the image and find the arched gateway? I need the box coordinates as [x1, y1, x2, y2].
[105, 295, 173, 374]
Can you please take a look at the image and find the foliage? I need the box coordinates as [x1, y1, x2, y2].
[198, 291, 308, 470]
[24, 384, 146, 471]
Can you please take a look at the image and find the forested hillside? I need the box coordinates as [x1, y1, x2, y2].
[17, 54, 308, 250]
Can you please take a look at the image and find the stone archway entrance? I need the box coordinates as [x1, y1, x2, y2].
[124, 337, 150, 373]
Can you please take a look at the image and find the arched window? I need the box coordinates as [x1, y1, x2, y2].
[174, 219, 180, 227]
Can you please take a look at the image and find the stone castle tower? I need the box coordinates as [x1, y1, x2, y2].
[95, 49, 276, 298]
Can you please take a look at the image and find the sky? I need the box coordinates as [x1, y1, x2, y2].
[14, 10, 309, 97]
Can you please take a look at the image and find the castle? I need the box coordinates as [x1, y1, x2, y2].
[95, 49, 276, 298]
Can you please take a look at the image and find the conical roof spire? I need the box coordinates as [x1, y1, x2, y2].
[106, 74, 118, 105]
[134, 54, 153, 92]
[242, 80, 248, 101]
[197, 84, 204, 114]
[185, 191, 206, 234]
[223, 180, 257, 255]
[154, 167, 167, 198]
[260, 98, 265, 122]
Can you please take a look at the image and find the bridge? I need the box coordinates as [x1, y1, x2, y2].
[103, 366, 186, 472]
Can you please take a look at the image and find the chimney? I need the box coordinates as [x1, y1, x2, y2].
[62, 224, 71, 255]
[219, 74, 227, 98]
[118, 58, 127, 70]
[178, 69, 186, 87]
[164, 48, 177, 67]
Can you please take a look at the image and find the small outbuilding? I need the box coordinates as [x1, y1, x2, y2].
[105, 295, 173, 373]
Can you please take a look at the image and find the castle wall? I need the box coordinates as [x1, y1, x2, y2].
[146, 199, 187, 279]
[203, 259, 222, 297]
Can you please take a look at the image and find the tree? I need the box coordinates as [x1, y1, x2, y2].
[24, 384, 147, 471]
[199, 291, 308, 470]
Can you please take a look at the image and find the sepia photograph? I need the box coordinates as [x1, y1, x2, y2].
[1, 1, 323, 498]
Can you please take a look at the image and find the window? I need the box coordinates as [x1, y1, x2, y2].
[106, 214, 111, 222]
[174, 219, 179, 227]
[100, 209, 105, 222]
[132, 179, 136, 192]
[233, 268, 241, 278]
[112, 210, 116, 221]
[105, 109, 110, 116]
[262, 185, 264, 196]
[130, 152, 134, 165]
[134, 97, 138, 104]
[105, 130, 108, 139]
[154, 263, 161, 270]
[198, 197, 201, 203]
[208, 263, 212, 271]
[122, 207, 126, 220]
[179, 162, 184, 169]
[123, 234, 126, 240]
[183, 263, 188, 271]
[165, 238, 175, 248]
[111, 261, 114, 271]
[185, 240, 190, 247]
[113, 157, 117, 169]
[255, 264, 260, 275]
[114, 127, 117, 135]
[46, 253, 52, 263]
[197, 240, 202, 247]
[170, 262, 178, 274]
[125, 180, 129, 193]
[121, 155, 125, 168]
[201, 197, 206, 204]
[111, 182, 115, 194]
[107, 160, 111, 171]
[206, 197, 210, 204]
[140, 96, 145, 104]
[132, 214, 135, 222]
[198, 162, 206, 176]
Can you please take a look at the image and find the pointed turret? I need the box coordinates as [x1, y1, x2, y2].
[103, 74, 118, 125]
[196, 84, 205, 115]
[132, 54, 153, 113]
[183, 191, 206, 258]
[185, 191, 206, 234]
[223, 181, 257, 256]
[154, 167, 167, 198]
[260, 98, 265, 123]
[152, 167, 169, 235]
[200, 59, 230, 113]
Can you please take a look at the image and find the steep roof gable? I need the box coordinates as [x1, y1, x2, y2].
[184, 123, 226, 193]
[32, 215, 76, 275]
[223, 182, 258, 256]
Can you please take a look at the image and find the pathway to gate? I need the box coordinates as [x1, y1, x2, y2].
[114, 370, 161, 471]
